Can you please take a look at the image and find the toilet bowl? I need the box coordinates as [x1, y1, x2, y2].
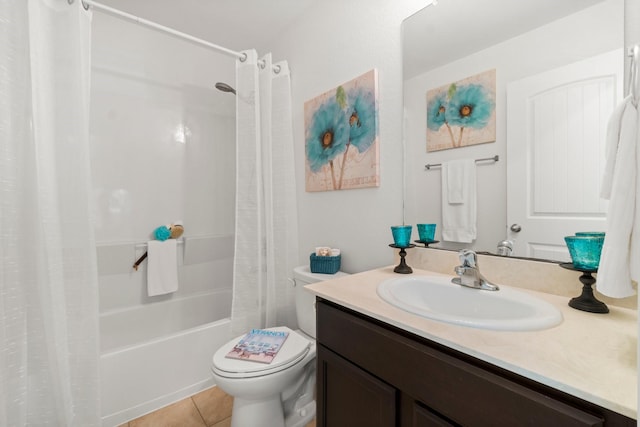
[211, 266, 348, 427]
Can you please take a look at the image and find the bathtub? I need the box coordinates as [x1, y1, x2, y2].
[100, 290, 233, 427]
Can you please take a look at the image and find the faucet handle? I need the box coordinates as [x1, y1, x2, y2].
[458, 249, 477, 268]
[454, 265, 466, 276]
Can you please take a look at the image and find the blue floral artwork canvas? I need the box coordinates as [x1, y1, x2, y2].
[426, 69, 496, 152]
[304, 69, 379, 192]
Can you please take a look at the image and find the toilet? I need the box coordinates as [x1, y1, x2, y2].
[211, 265, 349, 427]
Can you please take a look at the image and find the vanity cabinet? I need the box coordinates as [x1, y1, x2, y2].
[316, 299, 635, 427]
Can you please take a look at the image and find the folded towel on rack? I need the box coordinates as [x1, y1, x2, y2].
[441, 159, 477, 243]
[147, 240, 179, 296]
[597, 95, 637, 298]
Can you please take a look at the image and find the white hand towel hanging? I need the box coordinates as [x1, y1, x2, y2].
[441, 159, 477, 243]
[147, 240, 179, 296]
[597, 95, 637, 298]
[447, 160, 467, 204]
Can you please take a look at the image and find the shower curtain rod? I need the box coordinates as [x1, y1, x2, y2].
[79, 0, 279, 72]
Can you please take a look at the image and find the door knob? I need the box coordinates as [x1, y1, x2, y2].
[510, 224, 522, 233]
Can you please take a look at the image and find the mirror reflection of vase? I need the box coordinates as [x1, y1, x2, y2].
[402, 0, 623, 261]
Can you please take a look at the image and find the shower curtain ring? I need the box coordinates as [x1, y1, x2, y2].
[273, 64, 281, 74]
[239, 52, 248, 62]
[81, 0, 90, 10]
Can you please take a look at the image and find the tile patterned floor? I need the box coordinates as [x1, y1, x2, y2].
[118, 386, 315, 427]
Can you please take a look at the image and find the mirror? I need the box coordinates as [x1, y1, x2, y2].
[402, 0, 624, 261]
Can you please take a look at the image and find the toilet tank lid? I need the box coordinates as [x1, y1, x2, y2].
[293, 265, 349, 284]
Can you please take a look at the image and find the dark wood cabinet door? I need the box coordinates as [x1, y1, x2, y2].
[317, 344, 397, 427]
[412, 402, 458, 427]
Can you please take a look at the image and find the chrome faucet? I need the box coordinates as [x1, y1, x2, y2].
[452, 249, 499, 291]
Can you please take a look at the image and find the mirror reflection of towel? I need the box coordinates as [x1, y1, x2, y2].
[441, 159, 476, 243]
[147, 240, 179, 296]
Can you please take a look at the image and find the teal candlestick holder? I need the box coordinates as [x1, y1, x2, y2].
[564, 235, 604, 271]
[391, 225, 413, 248]
[559, 263, 608, 313]
[389, 243, 415, 274]
[417, 223, 436, 242]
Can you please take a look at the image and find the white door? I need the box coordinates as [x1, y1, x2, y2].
[506, 49, 622, 260]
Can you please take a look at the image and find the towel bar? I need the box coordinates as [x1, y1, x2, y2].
[424, 155, 499, 170]
[132, 239, 184, 271]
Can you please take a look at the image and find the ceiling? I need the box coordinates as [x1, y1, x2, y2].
[90, 0, 607, 80]
[93, 0, 316, 54]
[403, 0, 603, 79]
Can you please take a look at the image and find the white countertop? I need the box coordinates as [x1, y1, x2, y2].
[305, 266, 637, 419]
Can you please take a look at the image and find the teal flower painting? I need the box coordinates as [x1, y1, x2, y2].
[305, 100, 349, 176]
[304, 70, 379, 192]
[426, 69, 496, 152]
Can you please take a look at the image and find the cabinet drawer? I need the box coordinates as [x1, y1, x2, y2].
[317, 300, 606, 427]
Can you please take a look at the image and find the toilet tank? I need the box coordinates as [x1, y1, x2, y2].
[293, 265, 349, 338]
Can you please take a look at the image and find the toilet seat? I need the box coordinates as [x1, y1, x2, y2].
[212, 326, 311, 379]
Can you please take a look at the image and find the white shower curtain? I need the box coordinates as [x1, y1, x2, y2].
[231, 50, 299, 335]
[0, 1, 100, 425]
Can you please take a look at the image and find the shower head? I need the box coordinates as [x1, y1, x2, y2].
[215, 82, 236, 95]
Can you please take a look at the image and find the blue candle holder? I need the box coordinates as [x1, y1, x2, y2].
[562, 234, 607, 313]
[416, 223, 436, 242]
[564, 235, 604, 271]
[391, 225, 413, 248]
[390, 225, 414, 274]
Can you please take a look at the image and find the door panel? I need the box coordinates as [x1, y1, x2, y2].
[507, 49, 622, 259]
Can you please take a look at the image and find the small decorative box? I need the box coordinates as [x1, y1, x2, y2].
[310, 253, 341, 274]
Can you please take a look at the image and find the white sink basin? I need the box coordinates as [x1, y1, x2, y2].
[377, 275, 562, 331]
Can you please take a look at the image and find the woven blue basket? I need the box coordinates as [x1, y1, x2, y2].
[309, 253, 341, 274]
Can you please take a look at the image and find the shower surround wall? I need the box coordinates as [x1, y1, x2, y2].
[90, 13, 236, 425]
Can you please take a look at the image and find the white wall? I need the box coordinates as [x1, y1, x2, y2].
[91, 13, 236, 243]
[403, 0, 623, 254]
[270, 0, 427, 273]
